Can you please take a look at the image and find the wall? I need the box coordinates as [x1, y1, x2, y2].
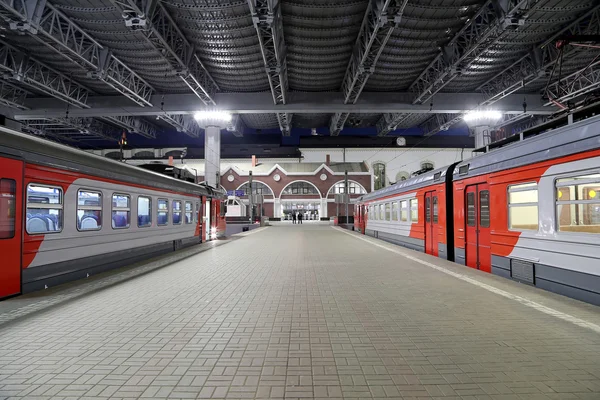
[300, 148, 471, 186]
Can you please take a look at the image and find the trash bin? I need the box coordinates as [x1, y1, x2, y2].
[242, 226, 249, 232]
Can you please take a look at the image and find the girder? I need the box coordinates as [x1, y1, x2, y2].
[478, 4, 600, 105]
[544, 57, 600, 107]
[157, 113, 202, 138]
[0, 79, 29, 109]
[419, 113, 462, 137]
[103, 115, 158, 139]
[247, 0, 290, 135]
[110, 0, 219, 106]
[23, 117, 120, 141]
[0, 40, 90, 108]
[375, 112, 411, 136]
[414, 4, 600, 137]
[0, 0, 154, 107]
[329, 0, 408, 136]
[410, 0, 535, 105]
[226, 114, 244, 137]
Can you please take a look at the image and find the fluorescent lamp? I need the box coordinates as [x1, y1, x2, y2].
[194, 111, 232, 123]
[463, 110, 502, 123]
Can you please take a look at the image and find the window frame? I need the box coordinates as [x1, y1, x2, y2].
[77, 189, 103, 232]
[157, 198, 169, 226]
[507, 182, 539, 231]
[392, 201, 399, 221]
[400, 200, 408, 222]
[410, 198, 418, 223]
[26, 183, 64, 234]
[554, 174, 600, 235]
[466, 192, 476, 227]
[0, 179, 16, 239]
[479, 191, 489, 228]
[111, 193, 131, 230]
[173, 200, 182, 225]
[185, 201, 193, 224]
[385, 202, 391, 221]
[137, 195, 152, 228]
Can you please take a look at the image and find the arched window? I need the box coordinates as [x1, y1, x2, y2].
[282, 181, 319, 195]
[373, 163, 386, 190]
[329, 181, 367, 195]
[238, 181, 273, 196]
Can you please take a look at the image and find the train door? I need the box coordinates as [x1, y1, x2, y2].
[0, 159, 23, 299]
[465, 184, 491, 272]
[424, 191, 438, 256]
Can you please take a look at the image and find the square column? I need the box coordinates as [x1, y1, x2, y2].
[204, 126, 221, 188]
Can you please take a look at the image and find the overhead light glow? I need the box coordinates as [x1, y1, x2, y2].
[463, 110, 502, 123]
[194, 111, 232, 123]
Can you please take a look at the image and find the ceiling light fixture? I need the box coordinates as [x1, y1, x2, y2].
[194, 111, 232, 123]
[463, 110, 502, 123]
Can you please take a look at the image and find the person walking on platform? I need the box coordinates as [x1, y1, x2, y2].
[292, 212, 296, 224]
[298, 212, 303, 224]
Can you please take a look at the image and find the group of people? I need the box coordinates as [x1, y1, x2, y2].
[291, 212, 303, 224]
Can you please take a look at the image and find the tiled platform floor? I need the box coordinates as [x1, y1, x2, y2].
[1, 224, 600, 400]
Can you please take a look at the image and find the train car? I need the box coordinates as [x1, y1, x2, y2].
[453, 114, 600, 305]
[0, 126, 226, 300]
[356, 163, 458, 260]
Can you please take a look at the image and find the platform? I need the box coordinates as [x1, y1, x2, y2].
[1, 224, 600, 400]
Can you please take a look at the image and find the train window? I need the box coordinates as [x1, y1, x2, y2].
[138, 196, 152, 227]
[369, 205, 374, 220]
[112, 194, 130, 229]
[479, 191, 489, 228]
[157, 199, 169, 226]
[195, 202, 200, 223]
[392, 201, 398, 221]
[379, 204, 384, 220]
[433, 196, 439, 224]
[0, 179, 16, 239]
[556, 174, 600, 234]
[400, 200, 408, 222]
[385, 203, 391, 221]
[425, 197, 431, 223]
[185, 201, 193, 224]
[508, 183, 538, 230]
[173, 200, 182, 225]
[26, 184, 63, 234]
[410, 198, 418, 222]
[77, 190, 102, 231]
[467, 192, 476, 227]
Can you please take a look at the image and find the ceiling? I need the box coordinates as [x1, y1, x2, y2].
[0, 0, 598, 149]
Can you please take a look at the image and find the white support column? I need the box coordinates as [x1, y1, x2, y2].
[204, 126, 221, 188]
[274, 198, 282, 218]
[472, 126, 490, 149]
[320, 198, 328, 218]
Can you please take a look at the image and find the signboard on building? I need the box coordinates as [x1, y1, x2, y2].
[227, 190, 245, 197]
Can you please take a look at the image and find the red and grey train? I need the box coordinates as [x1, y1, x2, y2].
[355, 114, 600, 305]
[0, 126, 226, 300]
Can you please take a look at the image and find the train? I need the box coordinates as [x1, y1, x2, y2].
[355, 114, 600, 306]
[0, 126, 227, 300]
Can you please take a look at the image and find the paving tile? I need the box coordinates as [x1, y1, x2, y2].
[0, 224, 599, 399]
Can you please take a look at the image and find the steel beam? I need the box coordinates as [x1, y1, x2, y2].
[102, 115, 158, 139]
[247, 0, 291, 135]
[544, 57, 600, 106]
[0, 0, 154, 107]
[375, 113, 411, 136]
[15, 92, 554, 119]
[410, 0, 535, 105]
[23, 117, 120, 141]
[110, 0, 219, 106]
[330, 0, 408, 136]
[0, 40, 90, 107]
[226, 114, 244, 137]
[0, 79, 29, 109]
[478, 4, 600, 105]
[157, 113, 202, 138]
[419, 113, 463, 136]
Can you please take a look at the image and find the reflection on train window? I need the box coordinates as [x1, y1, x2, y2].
[479, 191, 489, 228]
[112, 194, 130, 229]
[26, 184, 63, 234]
[392, 202, 399, 221]
[138, 196, 152, 227]
[410, 198, 418, 222]
[185, 201, 193, 224]
[195, 202, 200, 223]
[425, 197, 431, 223]
[379, 204, 384, 220]
[508, 183, 538, 230]
[467, 192, 475, 227]
[157, 199, 169, 226]
[0, 179, 16, 239]
[383, 203, 389, 221]
[173, 200, 182, 224]
[369, 205, 374, 220]
[556, 174, 600, 234]
[77, 190, 102, 231]
[433, 196, 439, 224]
[400, 200, 408, 222]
